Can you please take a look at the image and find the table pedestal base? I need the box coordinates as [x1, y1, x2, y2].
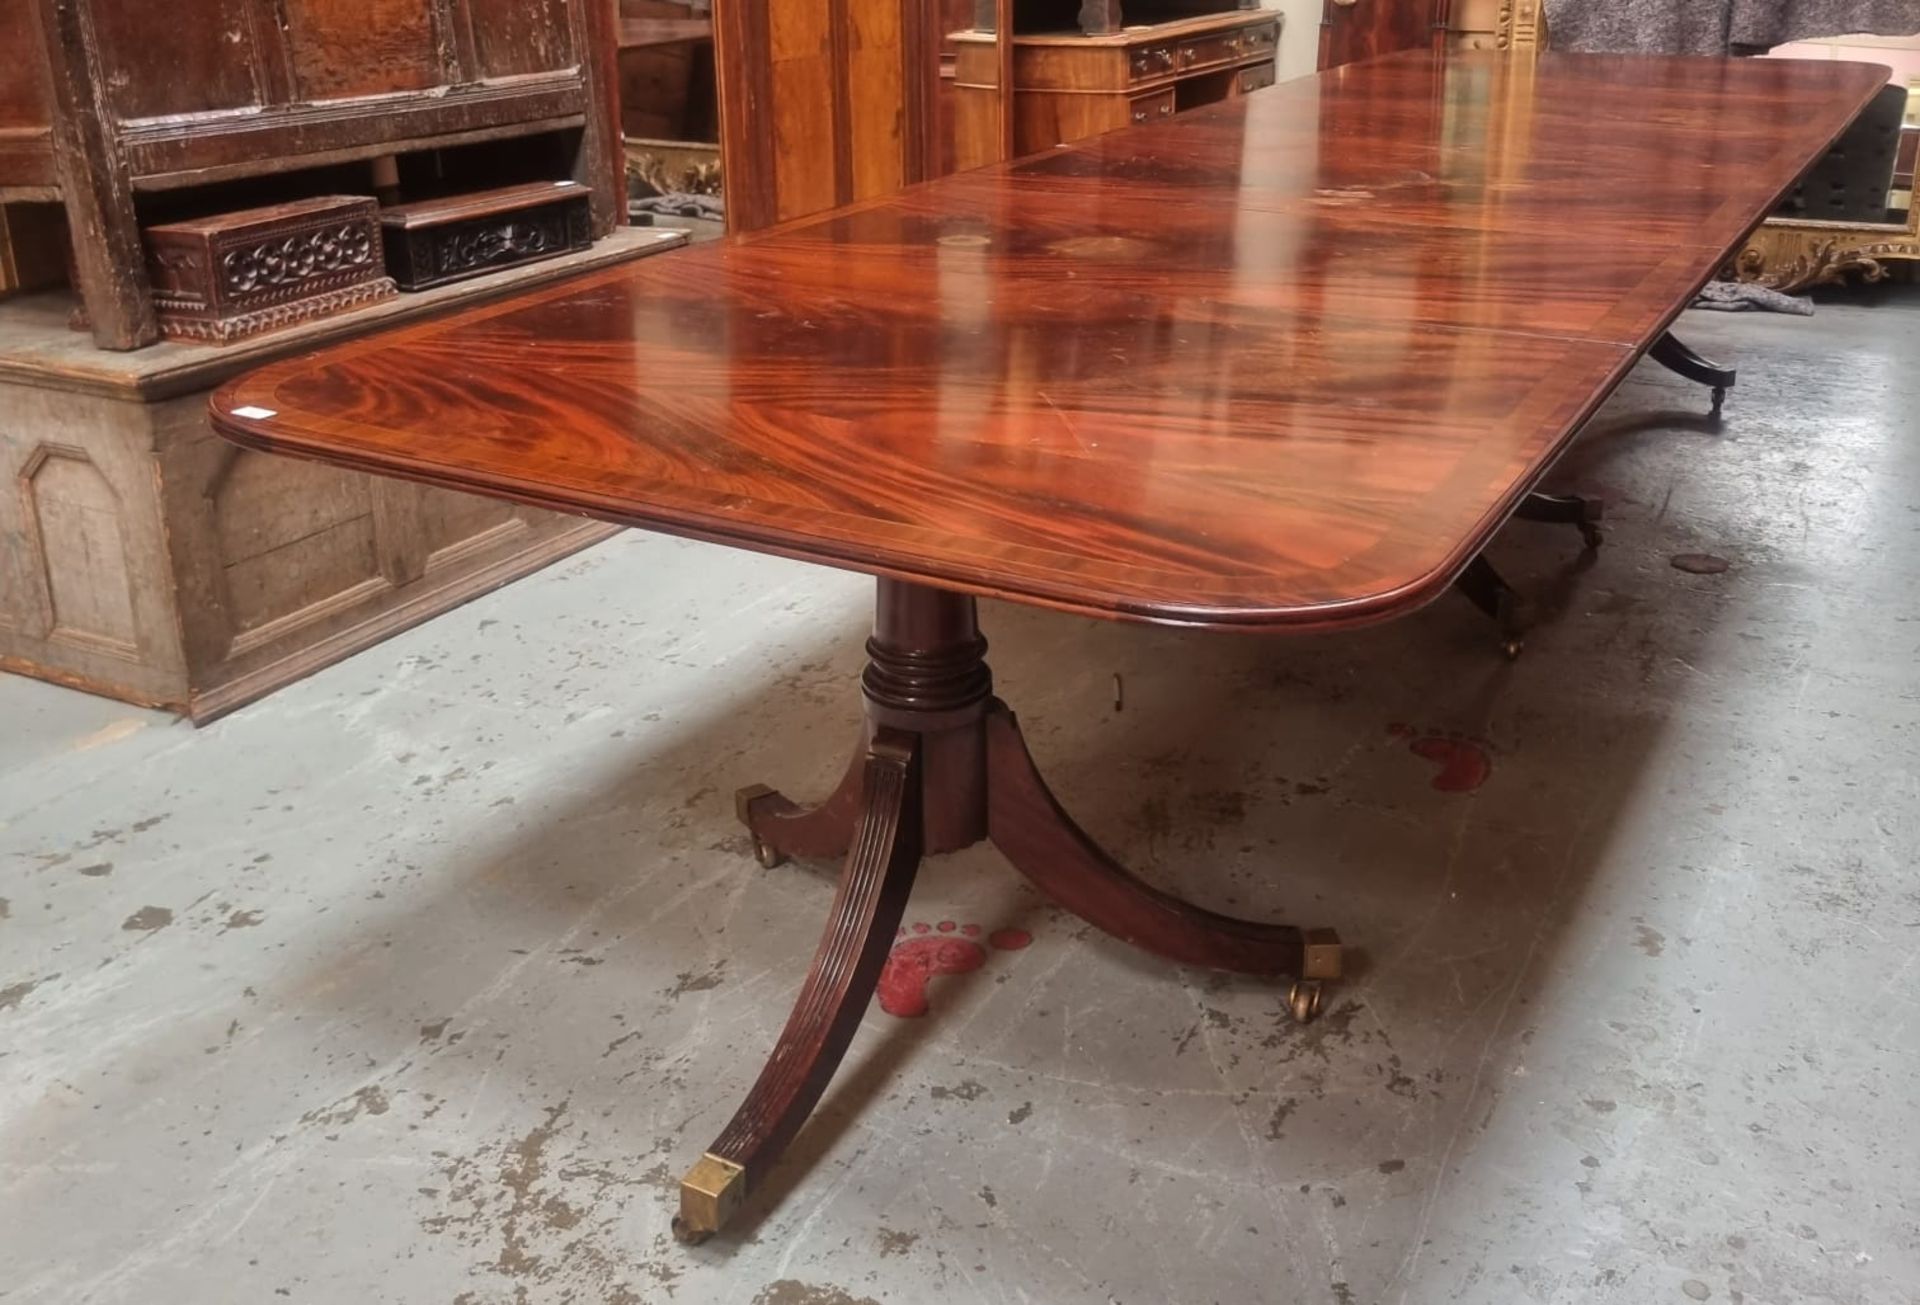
[1445, 327, 1732, 658]
[1452, 491, 1605, 659]
[672, 578, 1344, 1243]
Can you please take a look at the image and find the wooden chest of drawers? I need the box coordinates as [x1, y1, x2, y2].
[953, 11, 1280, 166]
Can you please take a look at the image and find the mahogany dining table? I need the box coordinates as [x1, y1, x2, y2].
[210, 48, 1888, 1243]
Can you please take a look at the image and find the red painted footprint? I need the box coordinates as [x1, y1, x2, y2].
[1387, 723, 1491, 793]
[877, 921, 1032, 1018]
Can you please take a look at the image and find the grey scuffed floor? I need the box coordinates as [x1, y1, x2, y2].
[3, 294, 1919, 1305]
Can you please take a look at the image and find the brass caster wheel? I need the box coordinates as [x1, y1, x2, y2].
[1500, 637, 1525, 662]
[735, 785, 790, 868]
[1710, 387, 1727, 418]
[1578, 522, 1603, 551]
[1288, 979, 1324, 1024]
[671, 1215, 713, 1246]
[677, 1153, 743, 1244]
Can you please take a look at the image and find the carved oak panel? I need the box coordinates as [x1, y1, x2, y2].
[23, 445, 139, 656]
[466, 0, 579, 77]
[211, 449, 382, 640]
[281, 0, 445, 99]
[86, 0, 264, 120]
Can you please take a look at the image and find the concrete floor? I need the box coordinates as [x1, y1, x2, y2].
[4, 290, 1919, 1305]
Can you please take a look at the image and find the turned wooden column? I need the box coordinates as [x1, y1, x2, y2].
[864, 579, 993, 853]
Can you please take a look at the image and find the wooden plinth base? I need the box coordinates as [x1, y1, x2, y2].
[672, 578, 1343, 1244]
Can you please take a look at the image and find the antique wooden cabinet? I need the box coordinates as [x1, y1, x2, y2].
[1320, 0, 1452, 67]
[970, 0, 1260, 39]
[952, 10, 1278, 166]
[0, 0, 625, 349]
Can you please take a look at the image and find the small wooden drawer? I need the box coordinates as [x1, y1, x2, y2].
[1128, 90, 1176, 126]
[1239, 22, 1279, 56]
[1128, 43, 1177, 83]
[1238, 62, 1277, 95]
[1174, 33, 1236, 73]
[1175, 19, 1279, 75]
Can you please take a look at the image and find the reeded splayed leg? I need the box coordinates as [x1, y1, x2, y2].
[674, 732, 924, 1245]
[984, 702, 1342, 1023]
[1649, 331, 1736, 416]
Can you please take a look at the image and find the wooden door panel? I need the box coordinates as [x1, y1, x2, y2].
[210, 448, 381, 640]
[87, 0, 262, 119]
[848, 0, 907, 200]
[1319, 0, 1445, 69]
[465, 0, 578, 78]
[718, 0, 936, 232]
[282, 0, 444, 99]
[768, 0, 839, 224]
[0, 0, 54, 133]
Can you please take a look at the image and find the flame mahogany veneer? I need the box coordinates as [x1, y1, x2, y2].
[210, 49, 1888, 1242]
[213, 50, 1885, 630]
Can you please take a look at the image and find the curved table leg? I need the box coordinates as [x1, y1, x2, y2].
[1650, 331, 1736, 416]
[1516, 491, 1604, 550]
[1452, 554, 1526, 661]
[735, 746, 866, 868]
[983, 702, 1341, 1020]
[676, 731, 924, 1244]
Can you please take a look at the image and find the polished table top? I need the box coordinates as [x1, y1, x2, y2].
[212, 50, 1886, 631]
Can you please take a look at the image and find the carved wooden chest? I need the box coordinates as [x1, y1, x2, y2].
[379, 181, 595, 291]
[144, 197, 397, 344]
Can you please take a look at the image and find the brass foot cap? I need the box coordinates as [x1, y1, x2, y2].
[1301, 927, 1343, 980]
[734, 786, 789, 867]
[677, 1153, 746, 1243]
[734, 784, 778, 827]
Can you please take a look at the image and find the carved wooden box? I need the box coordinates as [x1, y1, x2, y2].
[379, 181, 594, 291]
[145, 197, 398, 344]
